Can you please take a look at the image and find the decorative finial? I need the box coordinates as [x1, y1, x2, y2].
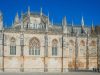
[28, 6, 30, 16]
[63, 16, 67, 26]
[52, 18, 53, 25]
[47, 12, 50, 25]
[21, 11, 24, 30]
[40, 7, 42, 16]
[81, 16, 85, 34]
[15, 12, 19, 24]
[71, 20, 74, 34]
[81, 16, 84, 26]
[72, 20, 73, 27]
[0, 11, 2, 17]
[21, 11, 23, 20]
[91, 20, 95, 34]
[0, 11, 2, 21]
[62, 16, 67, 34]
[92, 20, 94, 28]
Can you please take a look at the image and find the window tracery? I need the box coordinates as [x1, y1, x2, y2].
[29, 37, 40, 55]
[52, 39, 58, 56]
[10, 37, 16, 55]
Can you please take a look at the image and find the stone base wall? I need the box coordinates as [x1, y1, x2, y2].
[0, 56, 98, 72]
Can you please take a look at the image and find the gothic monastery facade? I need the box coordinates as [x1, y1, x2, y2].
[0, 7, 100, 72]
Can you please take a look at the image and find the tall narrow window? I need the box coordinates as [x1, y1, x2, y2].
[29, 37, 40, 55]
[10, 37, 16, 55]
[52, 39, 58, 56]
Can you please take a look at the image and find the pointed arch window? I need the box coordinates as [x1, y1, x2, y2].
[52, 39, 58, 56]
[10, 37, 16, 55]
[29, 37, 40, 55]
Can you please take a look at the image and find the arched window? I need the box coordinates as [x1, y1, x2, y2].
[10, 37, 16, 55]
[52, 39, 58, 56]
[29, 37, 40, 55]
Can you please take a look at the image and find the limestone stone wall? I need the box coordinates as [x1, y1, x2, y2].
[48, 34, 62, 57]
[0, 31, 98, 72]
[24, 57, 44, 72]
[4, 56, 22, 72]
[77, 37, 87, 69]
[88, 38, 97, 70]
[67, 37, 76, 69]
[0, 57, 3, 72]
[4, 33, 21, 56]
[24, 33, 45, 57]
[45, 58, 62, 72]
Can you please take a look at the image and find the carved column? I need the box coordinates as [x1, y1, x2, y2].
[75, 33, 78, 70]
[86, 34, 89, 70]
[0, 31, 4, 72]
[61, 35, 63, 72]
[97, 35, 100, 68]
[3, 32, 4, 72]
[44, 32, 48, 72]
[62, 34, 67, 72]
[20, 33, 24, 72]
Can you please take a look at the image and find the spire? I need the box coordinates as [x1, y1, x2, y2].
[28, 6, 30, 16]
[62, 16, 67, 34]
[81, 16, 84, 27]
[81, 16, 85, 34]
[91, 20, 95, 34]
[92, 20, 94, 29]
[52, 18, 53, 25]
[63, 16, 67, 26]
[71, 20, 74, 33]
[40, 7, 42, 16]
[27, 6, 30, 28]
[0, 11, 3, 30]
[46, 12, 49, 32]
[72, 20, 73, 27]
[0, 11, 2, 17]
[87, 28, 89, 36]
[21, 11, 23, 21]
[0, 11, 2, 21]
[21, 11, 24, 30]
[14, 12, 19, 24]
[47, 12, 49, 25]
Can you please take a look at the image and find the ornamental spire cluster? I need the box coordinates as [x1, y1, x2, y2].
[0, 6, 97, 35]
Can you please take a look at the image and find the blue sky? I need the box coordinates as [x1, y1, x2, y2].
[0, 0, 100, 27]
